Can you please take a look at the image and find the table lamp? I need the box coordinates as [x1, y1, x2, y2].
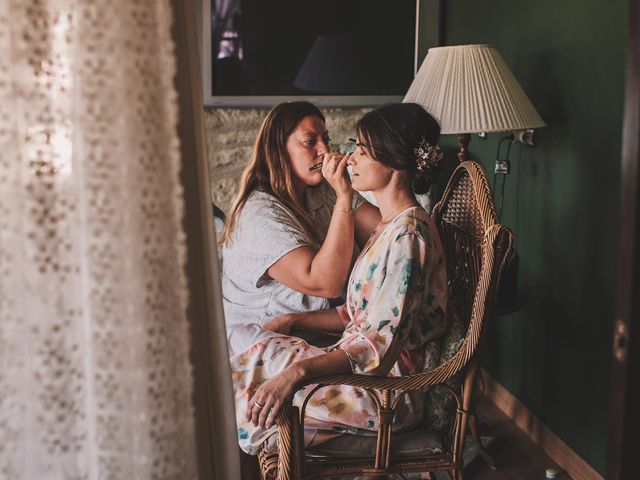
[405, 44, 541, 316]
[404, 44, 546, 162]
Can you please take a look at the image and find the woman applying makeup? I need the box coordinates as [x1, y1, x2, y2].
[220, 101, 380, 355]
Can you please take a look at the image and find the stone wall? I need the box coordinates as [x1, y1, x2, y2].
[204, 107, 370, 214]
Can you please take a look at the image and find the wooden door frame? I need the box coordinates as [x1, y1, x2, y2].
[607, 1, 640, 478]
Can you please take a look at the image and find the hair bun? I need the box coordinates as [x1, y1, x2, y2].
[412, 168, 438, 195]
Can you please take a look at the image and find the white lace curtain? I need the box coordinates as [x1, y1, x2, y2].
[0, 1, 197, 478]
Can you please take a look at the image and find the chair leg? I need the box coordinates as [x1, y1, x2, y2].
[275, 403, 295, 480]
[456, 379, 473, 458]
[468, 411, 498, 470]
[454, 361, 480, 477]
[291, 406, 303, 479]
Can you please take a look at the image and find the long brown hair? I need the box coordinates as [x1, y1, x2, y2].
[220, 102, 325, 245]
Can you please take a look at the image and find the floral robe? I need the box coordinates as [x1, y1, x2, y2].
[230, 207, 448, 454]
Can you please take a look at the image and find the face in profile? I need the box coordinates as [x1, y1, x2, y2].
[286, 115, 330, 187]
[348, 134, 393, 193]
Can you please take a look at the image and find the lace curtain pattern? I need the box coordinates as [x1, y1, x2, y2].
[0, 1, 197, 478]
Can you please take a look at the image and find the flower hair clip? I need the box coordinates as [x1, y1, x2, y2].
[414, 137, 443, 173]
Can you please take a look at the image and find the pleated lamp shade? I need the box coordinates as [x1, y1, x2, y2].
[404, 44, 545, 134]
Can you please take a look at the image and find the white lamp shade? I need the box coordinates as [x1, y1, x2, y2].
[404, 44, 545, 134]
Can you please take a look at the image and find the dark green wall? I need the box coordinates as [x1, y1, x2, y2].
[439, 0, 626, 473]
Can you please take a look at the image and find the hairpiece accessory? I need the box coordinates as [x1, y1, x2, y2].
[414, 137, 443, 173]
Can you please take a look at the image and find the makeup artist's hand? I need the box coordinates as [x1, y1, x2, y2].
[322, 152, 353, 200]
[246, 364, 304, 429]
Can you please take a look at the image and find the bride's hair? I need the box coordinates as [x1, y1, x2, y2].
[356, 103, 442, 195]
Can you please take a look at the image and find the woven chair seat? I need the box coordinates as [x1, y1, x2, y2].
[262, 427, 443, 458]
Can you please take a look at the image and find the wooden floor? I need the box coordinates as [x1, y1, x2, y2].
[465, 395, 571, 479]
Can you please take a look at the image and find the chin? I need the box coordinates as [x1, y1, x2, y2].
[304, 175, 325, 187]
[350, 177, 367, 192]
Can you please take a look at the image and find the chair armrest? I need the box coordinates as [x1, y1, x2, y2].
[296, 332, 474, 394]
[301, 366, 457, 392]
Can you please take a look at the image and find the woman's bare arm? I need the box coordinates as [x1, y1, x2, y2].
[267, 156, 355, 298]
[266, 211, 353, 298]
[262, 308, 344, 335]
[267, 201, 380, 296]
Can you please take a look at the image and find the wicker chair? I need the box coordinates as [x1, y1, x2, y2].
[257, 161, 514, 480]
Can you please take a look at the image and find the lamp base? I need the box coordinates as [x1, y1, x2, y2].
[457, 133, 471, 162]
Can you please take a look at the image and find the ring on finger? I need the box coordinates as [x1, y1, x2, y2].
[255, 401, 264, 409]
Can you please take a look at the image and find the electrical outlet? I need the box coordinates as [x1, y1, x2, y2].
[495, 159, 511, 174]
[512, 129, 536, 146]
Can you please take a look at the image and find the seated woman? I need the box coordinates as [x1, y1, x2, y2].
[230, 103, 449, 455]
[220, 101, 381, 356]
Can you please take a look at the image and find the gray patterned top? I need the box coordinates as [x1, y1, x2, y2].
[222, 182, 366, 326]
